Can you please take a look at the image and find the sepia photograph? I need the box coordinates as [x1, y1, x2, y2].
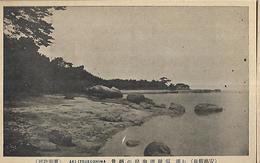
[2, 2, 255, 159]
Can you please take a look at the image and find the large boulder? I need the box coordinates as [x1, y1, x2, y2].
[111, 87, 121, 92]
[48, 130, 74, 146]
[126, 94, 145, 104]
[194, 103, 223, 115]
[86, 85, 123, 98]
[168, 103, 185, 115]
[144, 142, 171, 156]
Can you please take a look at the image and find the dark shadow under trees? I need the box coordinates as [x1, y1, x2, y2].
[4, 6, 190, 101]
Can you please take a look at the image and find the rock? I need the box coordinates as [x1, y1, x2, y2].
[32, 140, 58, 151]
[126, 94, 145, 104]
[85, 85, 123, 98]
[142, 98, 166, 109]
[111, 87, 121, 92]
[144, 142, 171, 156]
[175, 83, 190, 90]
[194, 103, 223, 115]
[64, 94, 74, 100]
[48, 130, 74, 146]
[126, 140, 140, 147]
[168, 103, 185, 115]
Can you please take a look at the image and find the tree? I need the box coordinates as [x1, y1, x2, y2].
[4, 7, 65, 47]
[3, 6, 106, 98]
[4, 7, 66, 99]
[159, 77, 171, 86]
[51, 57, 73, 68]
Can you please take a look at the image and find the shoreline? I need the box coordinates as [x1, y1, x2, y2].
[4, 94, 179, 156]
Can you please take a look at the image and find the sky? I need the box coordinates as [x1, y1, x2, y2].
[40, 6, 249, 90]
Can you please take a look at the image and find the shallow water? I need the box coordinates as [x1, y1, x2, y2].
[100, 91, 249, 156]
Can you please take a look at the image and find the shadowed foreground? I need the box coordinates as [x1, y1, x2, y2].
[4, 95, 178, 156]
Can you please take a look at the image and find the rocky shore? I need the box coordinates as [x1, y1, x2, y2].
[4, 94, 183, 156]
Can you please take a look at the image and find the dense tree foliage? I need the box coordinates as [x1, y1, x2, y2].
[4, 35, 105, 99]
[4, 7, 190, 101]
[4, 7, 105, 100]
[4, 7, 65, 46]
[106, 79, 190, 90]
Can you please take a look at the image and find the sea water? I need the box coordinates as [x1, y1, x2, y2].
[100, 91, 249, 156]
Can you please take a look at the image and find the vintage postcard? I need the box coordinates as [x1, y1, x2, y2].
[0, 0, 257, 163]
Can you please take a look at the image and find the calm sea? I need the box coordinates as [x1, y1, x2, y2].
[100, 91, 249, 156]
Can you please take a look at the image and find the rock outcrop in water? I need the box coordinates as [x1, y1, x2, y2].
[144, 141, 171, 156]
[126, 93, 146, 104]
[194, 103, 223, 115]
[126, 94, 167, 110]
[168, 103, 185, 115]
[85, 85, 123, 99]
